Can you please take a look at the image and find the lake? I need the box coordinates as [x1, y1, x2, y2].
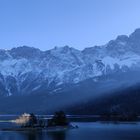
[0, 115, 140, 140]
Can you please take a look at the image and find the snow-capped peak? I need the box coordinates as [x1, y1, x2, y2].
[1, 29, 140, 96]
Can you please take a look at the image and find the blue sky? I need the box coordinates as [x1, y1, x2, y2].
[0, 0, 140, 50]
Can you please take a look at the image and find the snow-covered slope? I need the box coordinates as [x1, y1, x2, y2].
[1, 29, 140, 96]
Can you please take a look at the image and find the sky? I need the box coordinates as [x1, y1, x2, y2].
[0, 0, 140, 51]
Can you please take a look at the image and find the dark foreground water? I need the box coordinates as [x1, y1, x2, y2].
[1, 116, 140, 140]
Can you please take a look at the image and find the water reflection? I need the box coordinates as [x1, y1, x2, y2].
[16, 130, 66, 140]
[47, 132, 66, 140]
[19, 131, 44, 140]
[1, 122, 140, 140]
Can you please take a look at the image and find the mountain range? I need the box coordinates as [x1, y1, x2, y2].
[1, 28, 140, 113]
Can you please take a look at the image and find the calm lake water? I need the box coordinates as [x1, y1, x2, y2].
[0, 115, 140, 140]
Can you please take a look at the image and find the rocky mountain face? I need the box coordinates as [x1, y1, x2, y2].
[1, 29, 140, 97]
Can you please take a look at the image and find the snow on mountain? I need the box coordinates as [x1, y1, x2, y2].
[1, 29, 140, 96]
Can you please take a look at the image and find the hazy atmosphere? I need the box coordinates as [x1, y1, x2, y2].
[1, 1, 140, 140]
[0, 0, 140, 50]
